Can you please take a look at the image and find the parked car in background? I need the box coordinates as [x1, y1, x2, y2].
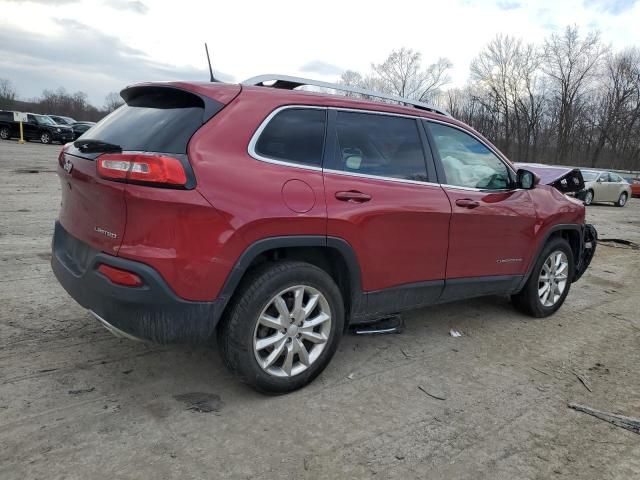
[70, 121, 95, 140]
[622, 175, 640, 197]
[580, 169, 632, 207]
[49, 115, 76, 126]
[51, 76, 596, 393]
[0, 111, 73, 144]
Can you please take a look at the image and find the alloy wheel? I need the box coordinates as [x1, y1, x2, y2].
[538, 250, 569, 307]
[619, 193, 627, 206]
[584, 191, 593, 205]
[253, 285, 332, 377]
[41, 133, 50, 144]
[0, 128, 8, 140]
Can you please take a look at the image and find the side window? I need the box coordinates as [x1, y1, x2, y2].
[598, 173, 610, 182]
[332, 111, 427, 181]
[27, 114, 37, 124]
[429, 122, 511, 190]
[610, 173, 622, 182]
[255, 108, 326, 167]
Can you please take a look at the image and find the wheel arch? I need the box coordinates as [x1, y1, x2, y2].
[214, 236, 364, 329]
[517, 224, 582, 292]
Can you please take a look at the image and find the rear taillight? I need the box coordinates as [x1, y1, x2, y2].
[97, 153, 187, 186]
[58, 143, 71, 167]
[97, 264, 143, 287]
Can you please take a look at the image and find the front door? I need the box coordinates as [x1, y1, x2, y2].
[323, 110, 451, 311]
[425, 121, 538, 295]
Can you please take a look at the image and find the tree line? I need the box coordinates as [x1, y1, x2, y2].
[340, 26, 640, 171]
[0, 81, 123, 122]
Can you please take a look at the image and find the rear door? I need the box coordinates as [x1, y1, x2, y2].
[594, 172, 611, 201]
[425, 120, 538, 288]
[323, 109, 451, 303]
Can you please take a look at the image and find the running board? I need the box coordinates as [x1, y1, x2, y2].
[351, 315, 404, 335]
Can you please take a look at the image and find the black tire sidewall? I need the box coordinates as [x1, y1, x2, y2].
[584, 190, 593, 205]
[0, 127, 9, 140]
[220, 262, 344, 394]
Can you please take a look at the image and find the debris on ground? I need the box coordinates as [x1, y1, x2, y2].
[346, 373, 355, 380]
[418, 386, 446, 401]
[571, 370, 593, 392]
[173, 392, 223, 413]
[68, 387, 95, 395]
[449, 329, 462, 337]
[531, 366, 551, 376]
[568, 403, 640, 435]
[598, 238, 640, 250]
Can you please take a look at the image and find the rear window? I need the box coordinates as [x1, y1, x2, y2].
[84, 88, 210, 154]
[254, 108, 326, 167]
[0, 111, 12, 121]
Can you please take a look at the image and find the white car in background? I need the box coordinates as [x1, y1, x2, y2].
[580, 170, 632, 207]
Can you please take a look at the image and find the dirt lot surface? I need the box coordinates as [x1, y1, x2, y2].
[1, 140, 639, 480]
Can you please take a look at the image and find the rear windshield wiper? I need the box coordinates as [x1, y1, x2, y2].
[74, 139, 122, 153]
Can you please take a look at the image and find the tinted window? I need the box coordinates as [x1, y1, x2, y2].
[255, 108, 326, 167]
[429, 122, 510, 190]
[598, 172, 610, 182]
[84, 89, 210, 154]
[333, 111, 427, 181]
[0, 112, 12, 121]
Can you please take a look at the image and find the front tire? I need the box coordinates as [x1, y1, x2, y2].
[40, 132, 51, 144]
[217, 261, 344, 394]
[616, 192, 628, 207]
[583, 190, 593, 206]
[512, 237, 574, 318]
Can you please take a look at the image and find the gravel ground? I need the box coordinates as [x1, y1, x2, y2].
[1, 139, 639, 480]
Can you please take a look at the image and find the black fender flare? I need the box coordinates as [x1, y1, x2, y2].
[212, 236, 364, 325]
[516, 223, 584, 291]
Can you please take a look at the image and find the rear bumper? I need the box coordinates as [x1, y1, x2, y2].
[52, 132, 73, 143]
[51, 221, 223, 344]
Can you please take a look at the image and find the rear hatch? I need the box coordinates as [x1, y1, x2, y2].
[57, 83, 239, 255]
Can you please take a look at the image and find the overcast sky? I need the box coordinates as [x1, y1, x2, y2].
[1, 0, 639, 106]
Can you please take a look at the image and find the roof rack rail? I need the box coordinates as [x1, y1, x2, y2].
[242, 74, 450, 116]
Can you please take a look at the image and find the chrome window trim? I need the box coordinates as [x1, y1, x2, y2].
[323, 168, 441, 188]
[247, 105, 327, 172]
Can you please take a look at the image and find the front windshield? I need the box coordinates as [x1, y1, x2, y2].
[35, 115, 56, 126]
[581, 170, 600, 181]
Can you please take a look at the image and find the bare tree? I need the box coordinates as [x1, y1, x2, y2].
[371, 48, 452, 102]
[0, 78, 17, 110]
[103, 92, 124, 113]
[543, 26, 606, 163]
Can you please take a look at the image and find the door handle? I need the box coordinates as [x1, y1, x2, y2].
[335, 190, 372, 203]
[455, 198, 480, 209]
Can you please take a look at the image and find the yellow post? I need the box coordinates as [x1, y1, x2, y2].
[18, 121, 25, 144]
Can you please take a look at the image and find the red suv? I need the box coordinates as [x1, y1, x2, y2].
[51, 76, 596, 393]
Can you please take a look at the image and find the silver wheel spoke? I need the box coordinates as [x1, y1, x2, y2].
[303, 293, 320, 318]
[296, 338, 310, 366]
[273, 295, 290, 318]
[539, 283, 550, 296]
[256, 332, 285, 351]
[259, 313, 285, 331]
[538, 250, 569, 307]
[303, 312, 330, 329]
[282, 341, 295, 376]
[293, 287, 304, 316]
[262, 337, 287, 369]
[300, 329, 327, 344]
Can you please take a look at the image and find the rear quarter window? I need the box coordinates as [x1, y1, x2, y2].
[254, 108, 326, 167]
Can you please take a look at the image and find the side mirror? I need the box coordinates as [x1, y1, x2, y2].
[516, 169, 538, 190]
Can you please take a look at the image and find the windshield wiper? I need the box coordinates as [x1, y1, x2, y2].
[74, 139, 122, 153]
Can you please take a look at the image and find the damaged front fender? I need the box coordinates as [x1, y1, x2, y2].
[574, 224, 597, 282]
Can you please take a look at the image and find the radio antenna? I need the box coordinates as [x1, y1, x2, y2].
[204, 43, 217, 82]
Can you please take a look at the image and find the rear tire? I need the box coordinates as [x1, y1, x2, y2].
[512, 237, 574, 318]
[616, 192, 628, 207]
[40, 132, 51, 144]
[217, 261, 344, 394]
[0, 127, 10, 140]
[583, 190, 593, 206]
